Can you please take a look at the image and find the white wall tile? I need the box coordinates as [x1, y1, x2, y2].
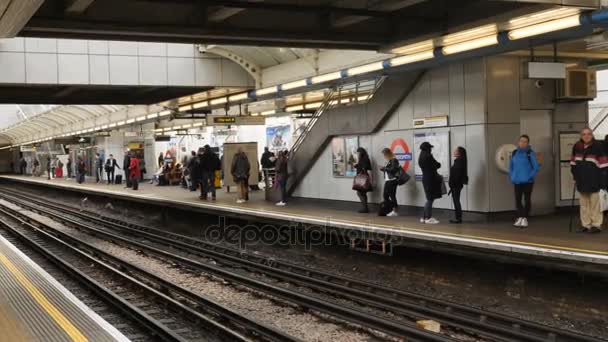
[138, 56, 167, 85]
[138, 42, 167, 57]
[168, 57, 195, 86]
[109, 41, 138, 56]
[25, 53, 58, 84]
[0, 52, 25, 83]
[58, 54, 89, 84]
[195, 58, 221, 86]
[88, 40, 109, 55]
[24, 38, 57, 53]
[109, 55, 138, 85]
[167, 43, 195, 57]
[57, 39, 88, 54]
[0, 38, 25, 52]
[222, 59, 253, 86]
[89, 55, 110, 84]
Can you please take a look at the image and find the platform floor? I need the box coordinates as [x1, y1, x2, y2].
[0, 231, 128, 342]
[2, 175, 608, 266]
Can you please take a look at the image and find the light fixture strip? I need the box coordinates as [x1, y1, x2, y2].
[442, 35, 498, 55]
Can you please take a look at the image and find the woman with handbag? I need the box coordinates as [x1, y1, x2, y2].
[419, 142, 442, 224]
[353, 148, 372, 213]
[449, 146, 468, 224]
[380, 148, 401, 217]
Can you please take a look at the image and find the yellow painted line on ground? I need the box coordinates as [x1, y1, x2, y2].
[5, 176, 608, 256]
[0, 252, 88, 342]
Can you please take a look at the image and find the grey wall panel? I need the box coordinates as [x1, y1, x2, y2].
[486, 56, 520, 124]
[109, 55, 138, 85]
[167, 43, 196, 58]
[222, 59, 254, 87]
[430, 66, 450, 116]
[0, 37, 24, 52]
[519, 58, 556, 110]
[0, 52, 25, 82]
[486, 124, 519, 212]
[109, 41, 138, 56]
[25, 52, 57, 84]
[449, 63, 465, 126]
[396, 96, 413, 130]
[464, 58, 486, 125]
[465, 124, 488, 212]
[168, 57, 195, 86]
[195, 58, 221, 86]
[555, 102, 588, 124]
[89, 55, 110, 84]
[413, 74, 431, 118]
[520, 110, 554, 215]
[88, 40, 109, 55]
[58, 54, 89, 84]
[138, 42, 167, 57]
[138, 56, 168, 85]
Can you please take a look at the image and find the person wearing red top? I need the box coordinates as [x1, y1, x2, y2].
[129, 154, 141, 190]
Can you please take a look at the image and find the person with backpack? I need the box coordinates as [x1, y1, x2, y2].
[380, 148, 402, 217]
[419, 142, 442, 224]
[353, 147, 372, 213]
[571, 128, 607, 233]
[509, 134, 540, 228]
[449, 147, 468, 224]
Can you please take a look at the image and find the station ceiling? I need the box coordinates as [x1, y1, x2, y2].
[20, 0, 576, 50]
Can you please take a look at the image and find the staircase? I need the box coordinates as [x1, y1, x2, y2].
[283, 70, 425, 197]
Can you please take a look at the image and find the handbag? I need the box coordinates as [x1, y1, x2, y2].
[352, 172, 372, 192]
[600, 189, 608, 212]
[438, 174, 447, 195]
[397, 167, 410, 185]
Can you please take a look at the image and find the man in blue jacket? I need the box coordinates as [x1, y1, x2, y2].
[509, 134, 540, 228]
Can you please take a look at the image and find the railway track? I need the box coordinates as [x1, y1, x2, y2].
[0, 188, 604, 342]
[0, 202, 298, 342]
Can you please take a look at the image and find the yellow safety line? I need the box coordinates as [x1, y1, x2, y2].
[6, 176, 608, 256]
[0, 252, 88, 342]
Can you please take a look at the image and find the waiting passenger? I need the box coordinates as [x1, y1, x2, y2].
[46, 156, 52, 180]
[353, 147, 372, 213]
[419, 142, 442, 224]
[129, 153, 141, 190]
[571, 127, 607, 233]
[67, 156, 73, 179]
[449, 147, 468, 224]
[380, 148, 400, 217]
[76, 156, 86, 184]
[55, 158, 63, 179]
[200, 145, 221, 200]
[231, 148, 251, 204]
[32, 158, 40, 177]
[275, 151, 289, 206]
[19, 158, 27, 175]
[123, 150, 131, 188]
[158, 152, 164, 168]
[50, 157, 57, 179]
[509, 135, 540, 228]
[104, 154, 121, 184]
[94, 153, 104, 183]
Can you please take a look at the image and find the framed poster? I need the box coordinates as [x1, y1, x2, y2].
[413, 131, 450, 180]
[331, 137, 346, 177]
[266, 125, 291, 153]
[344, 136, 359, 177]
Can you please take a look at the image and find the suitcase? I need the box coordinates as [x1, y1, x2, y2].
[115, 174, 122, 184]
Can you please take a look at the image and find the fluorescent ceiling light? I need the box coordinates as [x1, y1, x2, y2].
[154, 128, 164, 132]
[101, 125, 109, 129]
[109, 123, 117, 128]
[126, 119, 135, 124]
[193, 101, 209, 109]
[228, 93, 249, 101]
[442, 24, 497, 45]
[508, 15, 580, 40]
[255, 86, 278, 96]
[178, 105, 192, 112]
[390, 39, 434, 55]
[117, 121, 125, 126]
[305, 102, 323, 109]
[282, 79, 308, 91]
[172, 125, 182, 130]
[508, 8, 580, 29]
[250, 112, 260, 116]
[442, 35, 498, 55]
[311, 72, 342, 84]
[159, 110, 171, 117]
[261, 109, 276, 116]
[181, 124, 192, 128]
[192, 122, 203, 127]
[389, 50, 434, 67]
[147, 113, 158, 119]
[347, 62, 384, 76]
[210, 97, 228, 105]
[136, 116, 146, 122]
[163, 127, 172, 131]
[286, 105, 304, 112]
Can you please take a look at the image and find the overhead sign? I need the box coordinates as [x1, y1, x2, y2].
[207, 115, 265, 126]
[413, 115, 449, 129]
[95, 131, 111, 137]
[124, 131, 144, 137]
[20, 145, 36, 152]
[176, 129, 189, 135]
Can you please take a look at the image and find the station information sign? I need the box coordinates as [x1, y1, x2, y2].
[207, 115, 265, 126]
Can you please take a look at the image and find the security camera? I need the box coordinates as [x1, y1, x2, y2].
[534, 80, 544, 88]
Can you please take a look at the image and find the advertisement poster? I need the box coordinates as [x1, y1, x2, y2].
[344, 136, 359, 177]
[331, 137, 346, 177]
[413, 131, 450, 180]
[293, 118, 310, 138]
[266, 125, 291, 153]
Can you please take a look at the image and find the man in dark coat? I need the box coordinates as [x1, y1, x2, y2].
[123, 150, 131, 188]
[419, 142, 442, 224]
[231, 148, 251, 203]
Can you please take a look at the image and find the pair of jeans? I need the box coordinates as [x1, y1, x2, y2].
[424, 199, 434, 219]
[514, 183, 533, 218]
[451, 186, 462, 220]
[279, 178, 287, 202]
[383, 180, 398, 211]
[106, 170, 114, 184]
[356, 191, 368, 210]
[237, 179, 249, 201]
[201, 171, 216, 198]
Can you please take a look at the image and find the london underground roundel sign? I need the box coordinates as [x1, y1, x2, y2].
[390, 138, 412, 171]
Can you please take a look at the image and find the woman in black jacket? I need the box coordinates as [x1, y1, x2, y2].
[419, 142, 442, 224]
[353, 147, 372, 213]
[380, 148, 400, 217]
[448, 146, 468, 224]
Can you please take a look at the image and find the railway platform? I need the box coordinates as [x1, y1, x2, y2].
[2, 175, 608, 274]
[0, 229, 128, 342]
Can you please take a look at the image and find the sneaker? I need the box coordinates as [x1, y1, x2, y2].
[236, 199, 245, 204]
[520, 218, 528, 228]
[387, 211, 398, 217]
[420, 217, 426, 223]
[577, 227, 590, 233]
[590, 227, 602, 234]
[425, 218, 440, 224]
[276, 201, 286, 206]
[514, 217, 523, 227]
